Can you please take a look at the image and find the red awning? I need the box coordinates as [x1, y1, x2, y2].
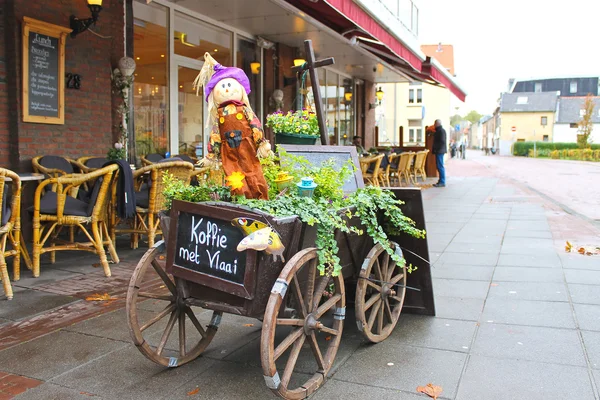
[422, 57, 466, 102]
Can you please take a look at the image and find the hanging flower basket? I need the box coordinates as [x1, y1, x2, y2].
[266, 110, 320, 145]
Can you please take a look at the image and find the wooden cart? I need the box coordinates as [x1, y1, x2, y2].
[126, 199, 409, 399]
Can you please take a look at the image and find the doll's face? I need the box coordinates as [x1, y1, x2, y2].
[213, 78, 244, 105]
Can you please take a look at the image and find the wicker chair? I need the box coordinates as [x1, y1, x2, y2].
[398, 152, 416, 186]
[77, 156, 109, 173]
[379, 153, 397, 187]
[386, 154, 400, 186]
[114, 160, 193, 249]
[140, 153, 165, 166]
[413, 149, 429, 182]
[31, 165, 120, 278]
[32, 155, 88, 197]
[0, 169, 21, 300]
[359, 154, 384, 187]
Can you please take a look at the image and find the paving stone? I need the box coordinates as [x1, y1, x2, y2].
[12, 268, 85, 289]
[503, 229, 553, 239]
[471, 213, 510, 220]
[392, 315, 477, 352]
[313, 380, 426, 400]
[569, 284, 600, 305]
[167, 361, 285, 400]
[0, 373, 43, 398]
[51, 345, 215, 399]
[433, 278, 490, 299]
[581, 330, 600, 370]
[573, 304, 600, 331]
[435, 252, 498, 267]
[481, 298, 575, 329]
[334, 344, 466, 398]
[506, 220, 550, 231]
[432, 264, 494, 281]
[497, 254, 561, 268]
[8, 382, 101, 400]
[502, 238, 555, 248]
[500, 244, 557, 256]
[434, 296, 484, 321]
[451, 233, 504, 245]
[560, 255, 600, 270]
[456, 355, 595, 400]
[0, 330, 127, 381]
[564, 270, 600, 285]
[425, 223, 465, 235]
[487, 282, 568, 302]
[0, 290, 78, 321]
[492, 267, 564, 283]
[472, 323, 586, 366]
[444, 242, 501, 255]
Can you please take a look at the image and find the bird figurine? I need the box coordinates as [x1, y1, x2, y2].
[231, 217, 285, 262]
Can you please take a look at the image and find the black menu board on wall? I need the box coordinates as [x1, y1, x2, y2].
[22, 17, 71, 124]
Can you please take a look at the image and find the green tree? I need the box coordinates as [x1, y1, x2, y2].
[450, 114, 462, 127]
[464, 110, 483, 125]
[577, 94, 595, 149]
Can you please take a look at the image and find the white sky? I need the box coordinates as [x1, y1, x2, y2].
[417, 0, 600, 116]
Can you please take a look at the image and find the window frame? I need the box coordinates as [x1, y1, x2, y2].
[540, 116, 548, 126]
[570, 81, 578, 94]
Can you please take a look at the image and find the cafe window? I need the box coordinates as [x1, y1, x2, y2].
[236, 36, 261, 117]
[133, 1, 169, 159]
[174, 12, 231, 65]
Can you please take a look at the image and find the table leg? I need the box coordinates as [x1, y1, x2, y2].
[20, 233, 33, 272]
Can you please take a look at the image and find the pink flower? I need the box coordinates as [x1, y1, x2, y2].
[114, 142, 123, 150]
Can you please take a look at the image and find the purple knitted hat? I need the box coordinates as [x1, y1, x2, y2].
[205, 63, 251, 101]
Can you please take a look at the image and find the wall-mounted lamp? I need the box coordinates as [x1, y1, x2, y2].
[344, 92, 353, 102]
[369, 86, 384, 109]
[70, 0, 103, 38]
[293, 59, 306, 67]
[250, 62, 261, 75]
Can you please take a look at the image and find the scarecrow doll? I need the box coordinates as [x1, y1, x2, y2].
[194, 52, 271, 200]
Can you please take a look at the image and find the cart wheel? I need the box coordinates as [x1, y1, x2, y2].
[261, 248, 345, 399]
[126, 240, 221, 367]
[355, 242, 407, 343]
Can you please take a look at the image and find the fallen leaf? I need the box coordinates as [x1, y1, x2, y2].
[159, 255, 166, 260]
[85, 293, 115, 302]
[490, 283, 499, 287]
[187, 387, 200, 396]
[243, 323, 254, 327]
[92, 263, 101, 268]
[565, 241, 573, 252]
[417, 383, 443, 400]
[325, 336, 332, 341]
[578, 247, 586, 255]
[79, 392, 97, 397]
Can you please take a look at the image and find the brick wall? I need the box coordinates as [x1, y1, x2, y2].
[3, 0, 125, 171]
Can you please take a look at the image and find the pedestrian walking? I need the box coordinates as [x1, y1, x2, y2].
[431, 119, 446, 187]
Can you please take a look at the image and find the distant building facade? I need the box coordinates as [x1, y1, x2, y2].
[510, 76, 599, 97]
[554, 96, 600, 143]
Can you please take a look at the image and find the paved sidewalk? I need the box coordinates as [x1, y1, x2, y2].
[1, 157, 599, 400]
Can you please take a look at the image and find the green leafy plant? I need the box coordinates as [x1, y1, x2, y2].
[107, 143, 126, 161]
[162, 172, 231, 210]
[266, 109, 320, 137]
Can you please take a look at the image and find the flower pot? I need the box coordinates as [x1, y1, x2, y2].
[276, 132, 318, 145]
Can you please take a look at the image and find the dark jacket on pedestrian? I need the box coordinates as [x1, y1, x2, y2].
[432, 126, 447, 154]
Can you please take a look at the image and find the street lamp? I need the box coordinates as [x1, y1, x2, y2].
[369, 87, 384, 109]
[70, 0, 103, 38]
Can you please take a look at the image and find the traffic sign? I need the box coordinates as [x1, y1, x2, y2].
[511, 126, 516, 132]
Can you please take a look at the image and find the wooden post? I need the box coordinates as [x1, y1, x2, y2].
[292, 40, 334, 145]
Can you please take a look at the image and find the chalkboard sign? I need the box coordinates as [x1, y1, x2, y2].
[174, 211, 247, 284]
[279, 145, 364, 193]
[166, 200, 258, 300]
[22, 17, 71, 124]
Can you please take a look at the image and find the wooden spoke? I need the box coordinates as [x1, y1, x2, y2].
[156, 310, 177, 355]
[140, 303, 175, 332]
[319, 325, 339, 336]
[184, 307, 207, 338]
[127, 245, 218, 367]
[384, 299, 393, 324]
[178, 310, 186, 357]
[355, 243, 407, 343]
[304, 258, 317, 313]
[261, 247, 344, 398]
[365, 279, 382, 292]
[316, 294, 341, 318]
[276, 318, 304, 326]
[281, 335, 306, 388]
[364, 293, 380, 311]
[367, 299, 382, 331]
[292, 274, 308, 318]
[381, 251, 390, 281]
[308, 332, 326, 372]
[151, 259, 176, 295]
[137, 292, 173, 301]
[274, 327, 304, 361]
[390, 273, 405, 285]
[377, 299, 384, 334]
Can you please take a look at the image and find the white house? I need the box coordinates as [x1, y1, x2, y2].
[554, 97, 600, 143]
